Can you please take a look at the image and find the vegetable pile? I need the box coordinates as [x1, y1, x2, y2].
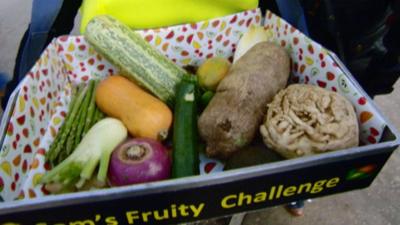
[40, 16, 360, 194]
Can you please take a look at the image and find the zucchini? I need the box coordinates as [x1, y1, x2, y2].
[172, 75, 199, 178]
[84, 15, 185, 106]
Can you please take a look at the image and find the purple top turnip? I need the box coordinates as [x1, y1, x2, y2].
[108, 138, 171, 186]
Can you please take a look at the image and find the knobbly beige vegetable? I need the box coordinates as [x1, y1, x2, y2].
[260, 84, 359, 159]
[198, 42, 290, 159]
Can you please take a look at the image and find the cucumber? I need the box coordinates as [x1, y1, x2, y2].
[172, 75, 199, 178]
[84, 15, 185, 106]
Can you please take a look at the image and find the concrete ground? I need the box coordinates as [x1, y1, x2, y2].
[0, 1, 399, 225]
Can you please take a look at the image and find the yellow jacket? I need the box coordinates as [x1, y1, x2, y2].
[80, 0, 258, 33]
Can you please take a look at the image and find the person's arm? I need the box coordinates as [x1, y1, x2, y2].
[2, 0, 82, 109]
[16, 0, 65, 81]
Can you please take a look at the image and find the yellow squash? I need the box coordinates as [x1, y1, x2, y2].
[95, 75, 173, 140]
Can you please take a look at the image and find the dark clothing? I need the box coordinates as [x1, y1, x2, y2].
[2, 0, 82, 109]
[301, 0, 400, 96]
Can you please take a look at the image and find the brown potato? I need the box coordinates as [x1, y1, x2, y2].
[198, 42, 290, 159]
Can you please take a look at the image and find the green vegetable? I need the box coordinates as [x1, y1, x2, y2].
[172, 75, 199, 178]
[94, 106, 105, 123]
[41, 118, 128, 189]
[47, 85, 89, 164]
[67, 85, 80, 112]
[83, 80, 99, 136]
[84, 15, 185, 106]
[200, 90, 214, 108]
[75, 80, 96, 147]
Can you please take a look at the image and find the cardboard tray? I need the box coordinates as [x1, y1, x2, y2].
[0, 9, 399, 224]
